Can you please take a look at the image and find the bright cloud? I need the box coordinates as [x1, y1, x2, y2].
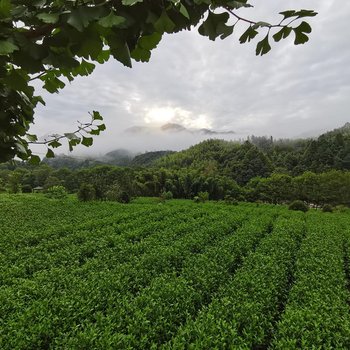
[144, 106, 212, 129]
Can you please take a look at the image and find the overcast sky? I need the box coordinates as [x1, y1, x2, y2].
[30, 0, 350, 156]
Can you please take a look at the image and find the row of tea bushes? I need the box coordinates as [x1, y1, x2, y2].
[271, 214, 350, 349]
[165, 213, 305, 349]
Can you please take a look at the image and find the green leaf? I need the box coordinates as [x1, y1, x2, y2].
[14, 32, 47, 60]
[227, 1, 253, 9]
[98, 124, 106, 131]
[273, 27, 292, 42]
[0, 40, 19, 55]
[43, 75, 65, 93]
[179, 4, 190, 19]
[0, 0, 11, 19]
[239, 26, 258, 44]
[96, 50, 110, 64]
[46, 148, 55, 158]
[122, 0, 143, 5]
[76, 33, 103, 60]
[64, 133, 80, 140]
[92, 111, 103, 121]
[110, 41, 132, 68]
[218, 23, 234, 40]
[90, 128, 100, 135]
[33, 0, 46, 7]
[33, 95, 45, 106]
[67, 7, 104, 32]
[48, 140, 62, 148]
[154, 10, 175, 33]
[138, 32, 162, 50]
[293, 21, 312, 45]
[15, 142, 27, 154]
[279, 10, 296, 20]
[3, 69, 30, 91]
[294, 9, 318, 19]
[98, 12, 125, 28]
[68, 138, 80, 152]
[198, 11, 231, 41]
[73, 59, 95, 76]
[28, 155, 41, 165]
[293, 30, 309, 45]
[82, 136, 93, 147]
[256, 34, 271, 56]
[37, 13, 59, 24]
[26, 134, 38, 142]
[131, 47, 151, 62]
[295, 21, 312, 34]
[131, 32, 161, 63]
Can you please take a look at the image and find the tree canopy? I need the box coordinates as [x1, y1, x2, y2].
[0, 0, 317, 163]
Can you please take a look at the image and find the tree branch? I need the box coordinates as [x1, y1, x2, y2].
[225, 7, 287, 29]
[28, 117, 95, 145]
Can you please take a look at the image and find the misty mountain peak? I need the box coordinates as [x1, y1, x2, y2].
[160, 123, 187, 132]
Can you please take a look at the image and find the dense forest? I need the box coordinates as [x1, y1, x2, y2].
[1, 123, 350, 207]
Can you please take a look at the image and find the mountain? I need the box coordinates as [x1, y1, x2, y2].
[125, 123, 235, 135]
[327, 122, 350, 136]
[43, 155, 103, 169]
[131, 151, 175, 167]
[160, 123, 187, 132]
[42, 122, 350, 173]
[124, 126, 155, 134]
[104, 148, 135, 166]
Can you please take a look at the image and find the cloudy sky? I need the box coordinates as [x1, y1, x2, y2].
[30, 0, 350, 156]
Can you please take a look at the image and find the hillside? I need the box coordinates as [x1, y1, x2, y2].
[157, 123, 350, 182]
[40, 122, 350, 175]
[130, 151, 175, 167]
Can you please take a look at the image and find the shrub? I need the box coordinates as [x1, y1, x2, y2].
[160, 190, 173, 201]
[288, 200, 309, 212]
[198, 191, 209, 202]
[105, 183, 122, 201]
[77, 184, 96, 202]
[193, 196, 200, 203]
[21, 184, 32, 193]
[334, 205, 349, 213]
[224, 195, 238, 205]
[322, 204, 333, 213]
[45, 185, 68, 199]
[105, 183, 130, 203]
[118, 191, 130, 204]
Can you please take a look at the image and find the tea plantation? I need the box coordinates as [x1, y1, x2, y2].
[1, 195, 350, 349]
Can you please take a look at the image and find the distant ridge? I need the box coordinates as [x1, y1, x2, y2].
[124, 123, 235, 135]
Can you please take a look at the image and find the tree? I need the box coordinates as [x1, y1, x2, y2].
[77, 183, 96, 201]
[0, 1, 317, 163]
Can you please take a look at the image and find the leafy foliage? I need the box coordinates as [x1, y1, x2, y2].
[288, 200, 308, 212]
[77, 183, 96, 201]
[160, 190, 173, 200]
[21, 183, 32, 193]
[271, 215, 350, 348]
[322, 203, 333, 213]
[0, 1, 317, 162]
[45, 185, 68, 199]
[1, 196, 350, 348]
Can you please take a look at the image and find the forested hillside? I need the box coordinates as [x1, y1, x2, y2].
[158, 123, 350, 181]
[1, 124, 350, 207]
